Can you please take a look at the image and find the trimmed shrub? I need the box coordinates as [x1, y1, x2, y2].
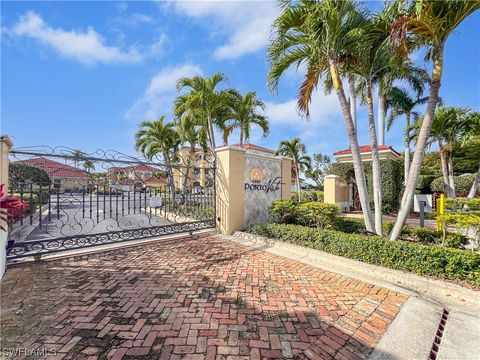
[246, 223, 480, 285]
[333, 217, 366, 233]
[431, 174, 478, 196]
[416, 175, 437, 193]
[297, 202, 339, 229]
[438, 213, 480, 250]
[445, 198, 480, 212]
[269, 200, 298, 224]
[329, 160, 403, 213]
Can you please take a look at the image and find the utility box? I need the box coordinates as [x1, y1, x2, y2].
[414, 194, 433, 213]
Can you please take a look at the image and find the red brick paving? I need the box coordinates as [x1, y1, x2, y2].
[1, 235, 407, 359]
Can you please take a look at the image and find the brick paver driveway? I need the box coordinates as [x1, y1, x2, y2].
[1, 235, 407, 360]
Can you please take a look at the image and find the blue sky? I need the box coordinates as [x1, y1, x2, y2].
[2, 1, 479, 160]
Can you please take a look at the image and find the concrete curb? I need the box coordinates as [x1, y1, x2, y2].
[225, 231, 480, 315]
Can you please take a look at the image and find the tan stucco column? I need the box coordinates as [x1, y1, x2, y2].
[281, 157, 292, 200]
[215, 146, 246, 234]
[0, 136, 13, 190]
[324, 174, 349, 212]
[0, 135, 13, 279]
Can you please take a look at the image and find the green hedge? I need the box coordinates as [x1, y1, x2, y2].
[246, 223, 480, 286]
[329, 160, 403, 213]
[416, 175, 437, 193]
[431, 174, 478, 196]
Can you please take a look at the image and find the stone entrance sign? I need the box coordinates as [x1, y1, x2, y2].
[215, 144, 291, 234]
[244, 151, 282, 226]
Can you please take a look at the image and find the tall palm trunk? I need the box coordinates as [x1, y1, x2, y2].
[439, 148, 449, 190]
[240, 127, 244, 146]
[467, 162, 480, 199]
[367, 80, 383, 235]
[447, 153, 456, 198]
[164, 154, 176, 206]
[404, 112, 411, 182]
[295, 162, 301, 201]
[348, 75, 357, 129]
[330, 61, 375, 232]
[378, 94, 386, 146]
[206, 113, 216, 149]
[390, 48, 444, 240]
[182, 147, 195, 194]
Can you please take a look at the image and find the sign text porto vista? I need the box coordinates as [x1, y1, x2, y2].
[244, 176, 281, 194]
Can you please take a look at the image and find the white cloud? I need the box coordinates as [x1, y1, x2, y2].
[168, 0, 279, 60]
[265, 92, 341, 126]
[126, 64, 203, 122]
[149, 32, 169, 58]
[111, 12, 154, 27]
[9, 11, 143, 65]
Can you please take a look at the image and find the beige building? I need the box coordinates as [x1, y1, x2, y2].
[326, 145, 401, 212]
[333, 145, 400, 163]
[107, 164, 166, 190]
[173, 147, 212, 191]
[20, 158, 89, 190]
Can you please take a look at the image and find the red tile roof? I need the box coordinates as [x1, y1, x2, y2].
[144, 176, 167, 186]
[108, 164, 160, 172]
[232, 143, 275, 154]
[21, 158, 88, 178]
[333, 145, 400, 157]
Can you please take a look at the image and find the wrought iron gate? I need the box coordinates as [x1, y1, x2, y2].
[5, 146, 216, 259]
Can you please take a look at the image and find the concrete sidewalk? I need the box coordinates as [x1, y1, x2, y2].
[370, 297, 480, 360]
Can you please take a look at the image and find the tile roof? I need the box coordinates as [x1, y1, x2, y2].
[232, 143, 275, 154]
[108, 164, 160, 172]
[333, 145, 400, 157]
[21, 158, 88, 178]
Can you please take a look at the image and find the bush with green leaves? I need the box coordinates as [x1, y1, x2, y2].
[328, 160, 403, 213]
[416, 175, 437, 193]
[14, 193, 39, 212]
[297, 202, 339, 229]
[268, 200, 298, 224]
[333, 217, 366, 233]
[9, 162, 50, 189]
[430, 174, 478, 196]
[246, 223, 480, 286]
[438, 213, 480, 251]
[445, 198, 480, 212]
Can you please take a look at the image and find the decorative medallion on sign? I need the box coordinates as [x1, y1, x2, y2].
[250, 167, 263, 183]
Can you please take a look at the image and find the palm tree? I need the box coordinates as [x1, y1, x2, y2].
[464, 112, 480, 199]
[386, 87, 428, 181]
[71, 150, 86, 168]
[175, 73, 236, 150]
[276, 138, 311, 201]
[229, 91, 269, 146]
[389, 0, 479, 240]
[134, 116, 180, 196]
[175, 114, 208, 193]
[82, 160, 95, 173]
[268, 0, 375, 232]
[349, 16, 398, 235]
[372, 1, 431, 146]
[413, 107, 472, 198]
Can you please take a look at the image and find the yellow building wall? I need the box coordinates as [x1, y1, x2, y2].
[215, 147, 245, 235]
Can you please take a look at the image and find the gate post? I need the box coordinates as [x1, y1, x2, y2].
[215, 146, 246, 235]
[280, 157, 292, 200]
[0, 135, 13, 279]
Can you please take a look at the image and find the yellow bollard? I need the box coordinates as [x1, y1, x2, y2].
[436, 193, 445, 231]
